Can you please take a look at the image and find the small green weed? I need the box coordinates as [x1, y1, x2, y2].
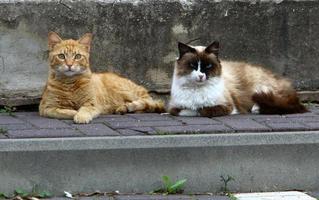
[0, 127, 7, 134]
[153, 175, 187, 194]
[10, 186, 52, 199]
[220, 175, 235, 193]
[0, 192, 9, 199]
[220, 175, 237, 200]
[0, 106, 16, 116]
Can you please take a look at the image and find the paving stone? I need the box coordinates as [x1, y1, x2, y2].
[307, 191, 319, 199]
[175, 117, 221, 125]
[7, 129, 84, 138]
[128, 113, 174, 121]
[283, 112, 319, 118]
[93, 116, 138, 123]
[0, 133, 7, 139]
[222, 119, 271, 132]
[129, 127, 157, 135]
[303, 122, 319, 130]
[0, 115, 25, 124]
[154, 124, 234, 134]
[106, 120, 183, 129]
[265, 122, 308, 131]
[0, 123, 34, 130]
[117, 129, 147, 136]
[73, 124, 120, 136]
[13, 112, 39, 117]
[115, 194, 229, 200]
[21, 116, 71, 129]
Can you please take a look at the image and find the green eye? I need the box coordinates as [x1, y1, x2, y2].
[58, 54, 65, 59]
[75, 54, 82, 59]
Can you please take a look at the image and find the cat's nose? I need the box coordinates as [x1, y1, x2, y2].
[66, 64, 72, 69]
[199, 75, 204, 80]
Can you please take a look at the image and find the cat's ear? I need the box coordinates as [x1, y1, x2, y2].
[48, 31, 62, 50]
[205, 41, 219, 56]
[78, 33, 93, 51]
[178, 42, 196, 58]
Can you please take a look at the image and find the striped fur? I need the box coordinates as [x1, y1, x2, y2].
[39, 32, 164, 123]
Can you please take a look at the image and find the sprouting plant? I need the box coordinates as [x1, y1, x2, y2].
[0, 106, 16, 116]
[0, 127, 7, 134]
[153, 175, 187, 194]
[0, 192, 9, 199]
[220, 175, 235, 193]
[14, 186, 52, 199]
[220, 175, 237, 199]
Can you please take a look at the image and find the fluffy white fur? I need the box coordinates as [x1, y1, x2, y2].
[170, 66, 226, 114]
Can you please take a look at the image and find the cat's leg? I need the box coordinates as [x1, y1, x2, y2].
[74, 104, 101, 124]
[198, 104, 233, 117]
[41, 107, 77, 119]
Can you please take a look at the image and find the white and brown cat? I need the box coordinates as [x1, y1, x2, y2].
[39, 32, 164, 123]
[168, 41, 307, 117]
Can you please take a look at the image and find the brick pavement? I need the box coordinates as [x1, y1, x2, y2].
[0, 106, 318, 139]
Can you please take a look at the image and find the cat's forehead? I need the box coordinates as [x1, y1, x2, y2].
[180, 46, 217, 63]
[53, 39, 86, 52]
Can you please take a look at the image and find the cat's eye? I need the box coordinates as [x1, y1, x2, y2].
[206, 64, 213, 68]
[58, 54, 65, 59]
[75, 54, 82, 60]
[190, 63, 197, 69]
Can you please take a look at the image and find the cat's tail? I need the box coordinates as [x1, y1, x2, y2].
[252, 91, 307, 114]
[126, 98, 166, 113]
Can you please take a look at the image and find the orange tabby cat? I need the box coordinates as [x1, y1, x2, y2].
[39, 32, 164, 123]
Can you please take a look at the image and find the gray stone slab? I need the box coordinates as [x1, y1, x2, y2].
[117, 129, 147, 136]
[222, 119, 271, 132]
[129, 127, 157, 135]
[0, 115, 25, 124]
[7, 129, 84, 138]
[93, 116, 138, 123]
[303, 122, 319, 130]
[154, 124, 233, 134]
[115, 195, 229, 200]
[128, 113, 174, 121]
[265, 122, 308, 131]
[107, 120, 183, 129]
[21, 116, 71, 129]
[175, 117, 221, 125]
[0, 123, 34, 130]
[73, 124, 120, 136]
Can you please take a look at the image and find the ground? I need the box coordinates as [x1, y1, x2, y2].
[0, 105, 319, 139]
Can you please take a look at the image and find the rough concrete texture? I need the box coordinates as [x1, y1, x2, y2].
[1, 137, 319, 195]
[0, 0, 319, 105]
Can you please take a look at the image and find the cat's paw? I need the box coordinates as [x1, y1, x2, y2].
[115, 105, 128, 114]
[74, 112, 93, 124]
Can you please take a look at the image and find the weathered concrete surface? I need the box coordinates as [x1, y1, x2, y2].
[1, 0, 319, 105]
[1, 132, 319, 195]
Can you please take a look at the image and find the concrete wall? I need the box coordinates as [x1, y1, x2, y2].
[0, 0, 319, 105]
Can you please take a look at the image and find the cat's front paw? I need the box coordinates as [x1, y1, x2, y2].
[115, 105, 128, 114]
[74, 112, 93, 124]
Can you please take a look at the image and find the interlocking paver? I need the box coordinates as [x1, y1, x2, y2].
[0, 123, 34, 130]
[128, 113, 174, 121]
[175, 116, 221, 125]
[117, 129, 147, 136]
[0, 115, 25, 124]
[7, 129, 84, 138]
[221, 119, 271, 132]
[0, 106, 318, 139]
[265, 122, 308, 131]
[106, 120, 183, 129]
[154, 124, 233, 134]
[73, 124, 120, 136]
[20, 116, 71, 129]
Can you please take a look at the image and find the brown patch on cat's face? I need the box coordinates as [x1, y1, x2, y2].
[48, 32, 92, 77]
[175, 42, 222, 82]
